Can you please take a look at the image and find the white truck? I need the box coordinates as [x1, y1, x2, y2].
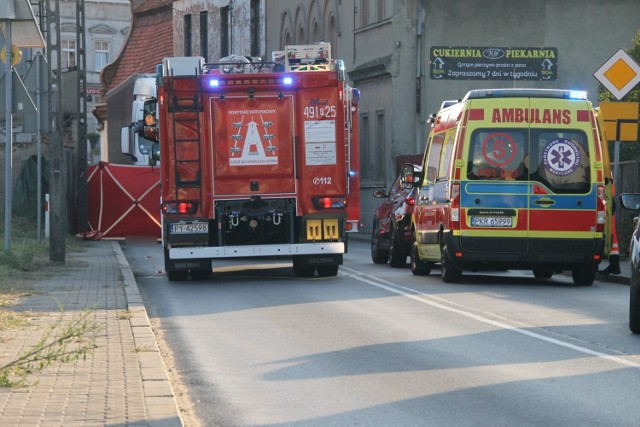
[120, 76, 158, 165]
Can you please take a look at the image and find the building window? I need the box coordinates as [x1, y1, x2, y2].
[184, 14, 192, 56]
[328, 15, 337, 58]
[250, 0, 260, 56]
[360, 0, 369, 27]
[360, 113, 370, 181]
[221, 7, 230, 57]
[376, 0, 385, 21]
[296, 25, 305, 44]
[375, 110, 385, 180]
[311, 20, 319, 43]
[62, 39, 77, 69]
[94, 40, 109, 71]
[200, 11, 208, 61]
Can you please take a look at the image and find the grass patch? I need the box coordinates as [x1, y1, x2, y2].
[0, 214, 101, 387]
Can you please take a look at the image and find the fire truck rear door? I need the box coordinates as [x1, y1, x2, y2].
[210, 94, 296, 196]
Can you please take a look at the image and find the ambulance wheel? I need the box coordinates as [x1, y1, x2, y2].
[167, 270, 189, 281]
[532, 267, 554, 279]
[630, 279, 640, 334]
[441, 246, 462, 283]
[410, 241, 431, 276]
[371, 220, 390, 264]
[571, 268, 595, 286]
[388, 226, 407, 268]
[317, 265, 339, 277]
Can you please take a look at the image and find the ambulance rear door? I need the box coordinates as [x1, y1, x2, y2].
[526, 97, 598, 257]
[461, 97, 530, 255]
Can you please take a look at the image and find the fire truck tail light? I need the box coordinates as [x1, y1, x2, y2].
[313, 196, 346, 210]
[163, 201, 199, 215]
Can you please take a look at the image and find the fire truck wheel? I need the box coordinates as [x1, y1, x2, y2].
[191, 269, 212, 280]
[293, 265, 316, 277]
[293, 257, 316, 277]
[167, 270, 189, 281]
[317, 265, 339, 277]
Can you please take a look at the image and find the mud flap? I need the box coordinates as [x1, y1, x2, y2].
[293, 254, 343, 266]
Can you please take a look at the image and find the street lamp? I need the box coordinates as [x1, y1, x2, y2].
[0, 0, 45, 251]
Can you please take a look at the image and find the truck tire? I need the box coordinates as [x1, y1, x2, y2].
[317, 265, 339, 277]
[293, 257, 316, 277]
[191, 269, 212, 280]
[167, 270, 188, 281]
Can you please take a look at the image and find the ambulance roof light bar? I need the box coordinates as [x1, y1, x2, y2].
[464, 88, 588, 101]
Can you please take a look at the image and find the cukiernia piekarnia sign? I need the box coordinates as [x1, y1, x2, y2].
[430, 47, 557, 81]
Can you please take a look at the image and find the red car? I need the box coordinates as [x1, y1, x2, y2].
[371, 164, 421, 267]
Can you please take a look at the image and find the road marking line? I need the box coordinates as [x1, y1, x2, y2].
[341, 266, 640, 369]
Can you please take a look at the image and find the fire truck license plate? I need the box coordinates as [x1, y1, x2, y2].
[170, 223, 208, 234]
[470, 217, 512, 227]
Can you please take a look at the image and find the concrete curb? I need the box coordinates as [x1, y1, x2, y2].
[113, 241, 184, 427]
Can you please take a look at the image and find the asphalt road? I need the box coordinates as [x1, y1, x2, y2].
[123, 239, 640, 426]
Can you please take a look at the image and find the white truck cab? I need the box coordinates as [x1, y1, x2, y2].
[120, 76, 157, 165]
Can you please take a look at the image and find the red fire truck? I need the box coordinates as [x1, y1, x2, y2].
[152, 44, 360, 280]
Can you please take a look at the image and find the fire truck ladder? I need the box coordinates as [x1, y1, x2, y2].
[168, 76, 203, 201]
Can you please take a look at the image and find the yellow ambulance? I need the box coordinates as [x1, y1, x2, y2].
[403, 89, 607, 285]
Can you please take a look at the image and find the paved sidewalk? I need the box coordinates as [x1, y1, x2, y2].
[0, 240, 182, 427]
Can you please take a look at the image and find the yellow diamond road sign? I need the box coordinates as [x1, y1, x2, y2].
[594, 49, 640, 100]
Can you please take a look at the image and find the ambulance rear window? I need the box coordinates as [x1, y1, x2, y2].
[467, 130, 527, 181]
[529, 130, 591, 194]
[467, 128, 591, 194]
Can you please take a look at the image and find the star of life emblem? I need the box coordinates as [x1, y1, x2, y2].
[542, 138, 580, 177]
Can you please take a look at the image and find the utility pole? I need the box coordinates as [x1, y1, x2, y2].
[75, 0, 88, 234]
[46, 0, 66, 263]
[3, 22, 13, 251]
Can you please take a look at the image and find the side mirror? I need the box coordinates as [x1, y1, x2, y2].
[620, 193, 640, 211]
[151, 142, 160, 163]
[401, 163, 422, 187]
[120, 126, 133, 156]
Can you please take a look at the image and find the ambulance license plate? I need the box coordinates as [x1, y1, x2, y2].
[170, 223, 208, 234]
[470, 217, 512, 227]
